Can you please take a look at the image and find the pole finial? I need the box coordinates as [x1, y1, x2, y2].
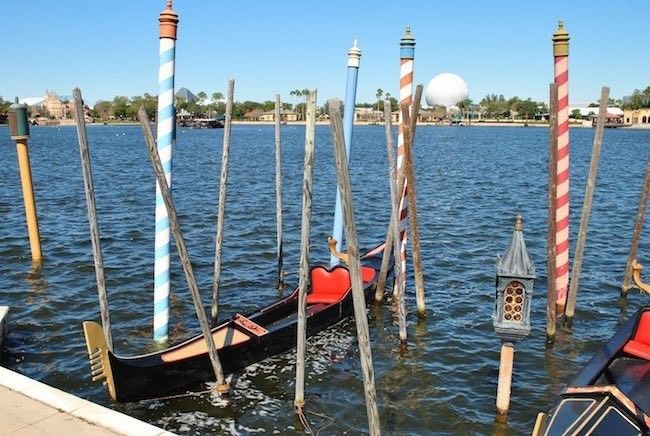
[514, 214, 523, 231]
[347, 38, 361, 67]
[400, 26, 416, 59]
[15, 96, 19, 103]
[159, 0, 179, 40]
[552, 19, 570, 56]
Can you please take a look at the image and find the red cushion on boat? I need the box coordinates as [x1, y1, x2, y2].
[361, 266, 376, 283]
[623, 312, 650, 360]
[306, 266, 376, 304]
[623, 340, 650, 361]
[307, 267, 350, 304]
[633, 312, 650, 345]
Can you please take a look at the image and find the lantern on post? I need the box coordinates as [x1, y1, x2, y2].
[493, 214, 536, 422]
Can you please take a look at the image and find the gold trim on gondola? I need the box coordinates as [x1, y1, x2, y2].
[327, 237, 350, 265]
[82, 321, 116, 400]
[632, 260, 650, 294]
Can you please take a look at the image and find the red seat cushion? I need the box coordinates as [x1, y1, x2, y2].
[306, 266, 376, 304]
[623, 312, 650, 360]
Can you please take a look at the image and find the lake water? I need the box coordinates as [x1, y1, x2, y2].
[1, 124, 649, 434]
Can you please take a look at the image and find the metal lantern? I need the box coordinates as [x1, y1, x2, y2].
[493, 214, 536, 343]
[8, 99, 30, 140]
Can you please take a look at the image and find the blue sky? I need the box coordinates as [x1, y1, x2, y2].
[1, 1, 648, 106]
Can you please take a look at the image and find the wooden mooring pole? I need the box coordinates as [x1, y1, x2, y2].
[328, 98, 381, 436]
[138, 106, 229, 395]
[405, 84, 426, 318]
[565, 86, 609, 328]
[73, 88, 113, 351]
[211, 78, 235, 326]
[375, 99, 396, 302]
[495, 343, 515, 422]
[622, 160, 650, 297]
[546, 83, 558, 345]
[274, 94, 284, 290]
[294, 90, 316, 415]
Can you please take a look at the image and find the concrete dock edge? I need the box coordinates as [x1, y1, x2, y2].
[0, 366, 175, 435]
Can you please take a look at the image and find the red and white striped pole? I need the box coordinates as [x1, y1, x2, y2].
[552, 21, 570, 313]
[397, 27, 415, 298]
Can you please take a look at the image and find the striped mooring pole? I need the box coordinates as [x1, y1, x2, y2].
[396, 27, 415, 292]
[552, 20, 570, 313]
[153, 0, 179, 342]
[330, 39, 362, 266]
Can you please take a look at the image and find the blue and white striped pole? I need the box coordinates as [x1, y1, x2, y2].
[330, 39, 361, 266]
[154, 0, 178, 343]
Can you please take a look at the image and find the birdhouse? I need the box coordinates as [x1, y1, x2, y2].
[493, 214, 536, 343]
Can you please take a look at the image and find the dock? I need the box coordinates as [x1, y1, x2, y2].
[0, 366, 174, 436]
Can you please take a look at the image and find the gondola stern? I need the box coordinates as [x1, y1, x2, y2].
[82, 321, 117, 401]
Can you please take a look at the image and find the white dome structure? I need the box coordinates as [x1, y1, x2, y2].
[425, 73, 469, 107]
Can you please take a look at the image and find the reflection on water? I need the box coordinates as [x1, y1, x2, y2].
[0, 124, 649, 434]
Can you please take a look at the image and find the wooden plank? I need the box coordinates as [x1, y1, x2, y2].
[73, 88, 113, 351]
[211, 78, 235, 325]
[294, 90, 316, 412]
[565, 86, 609, 328]
[137, 106, 229, 394]
[328, 98, 381, 436]
[274, 94, 284, 290]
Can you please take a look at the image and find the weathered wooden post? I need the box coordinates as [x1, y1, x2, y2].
[547, 83, 558, 345]
[294, 90, 316, 417]
[274, 94, 284, 290]
[7, 99, 42, 262]
[138, 106, 229, 395]
[405, 84, 426, 317]
[153, 0, 179, 342]
[552, 20, 571, 313]
[211, 78, 235, 326]
[622, 160, 650, 297]
[375, 99, 396, 302]
[564, 87, 609, 328]
[73, 88, 113, 351]
[328, 98, 381, 435]
[330, 39, 362, 266]
[493, 215, 535, 422]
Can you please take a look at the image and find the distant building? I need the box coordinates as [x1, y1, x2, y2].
[175, 87, 197, 103]
[569, 106, 624, 119]
[624, 108, 650, 125]
[354, 107, 382, 122]
[244, 108, 264, 121]
[259, 109, 298, 122]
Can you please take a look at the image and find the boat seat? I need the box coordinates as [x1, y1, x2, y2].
[306, 266, 376, 305]
[233, 314, 268, 337]
[623, 311, 650, 360]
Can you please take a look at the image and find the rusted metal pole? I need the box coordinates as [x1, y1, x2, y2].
[547, 84, 558, 345]
[405, 84, 426, 317]
[211, 78, 235, 326]
[622, 160, 650, 297]
[137, 106, 229, 395]
[294, 90, 316, 415]
[565, 87, 609, 328]
[375, 99, 396, 302]
[274, 94, 284, 290]
[328, 98, 381, 436]
[73, 88, 113, 351]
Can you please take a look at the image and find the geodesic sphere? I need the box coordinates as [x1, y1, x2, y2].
[425, 73, 469, 107]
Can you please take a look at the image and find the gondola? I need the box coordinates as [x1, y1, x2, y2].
[83, 244, 389, 402]
[533, 306, 650, 435]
